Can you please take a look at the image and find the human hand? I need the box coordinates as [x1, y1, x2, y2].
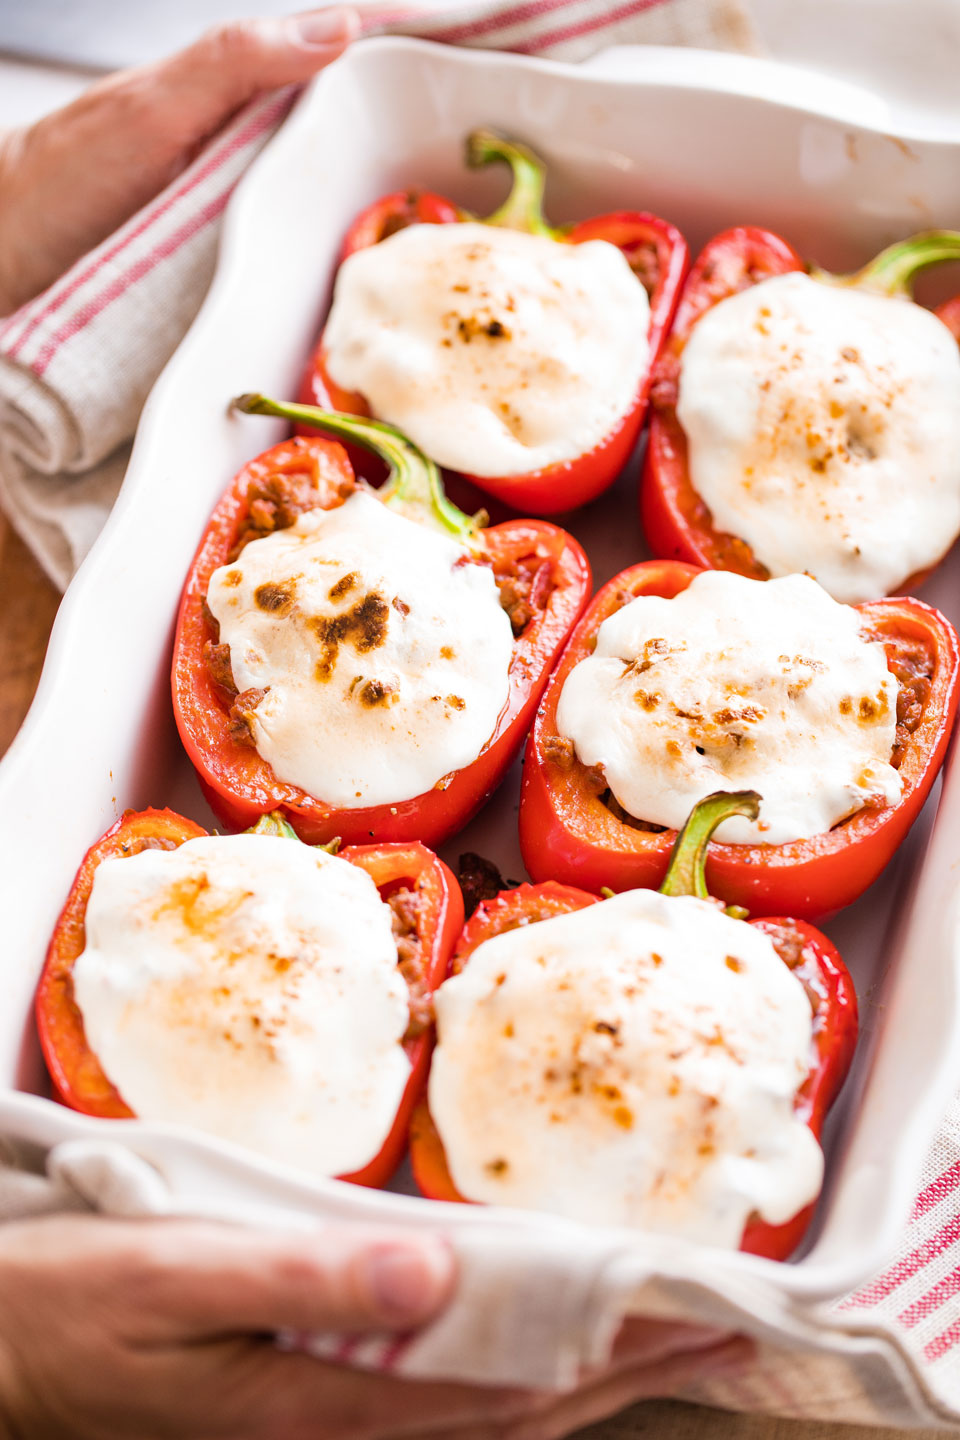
[0, 1212, 750, 1439]
[0, 8, 360, 315]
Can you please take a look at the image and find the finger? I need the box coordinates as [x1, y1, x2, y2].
[127, 1220, 456, 1337]
[504, 1338, 756, 1440]
[210, 1342, 561, 1440]
[139, 9, 361, 139]
[609, 1316, 735, 1366]
[0, 8, 360, 311]
[412, 1337, 755, 1440]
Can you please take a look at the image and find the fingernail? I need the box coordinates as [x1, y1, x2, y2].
[363, 1240, 455, 1324]
[290, 7, 359, 48]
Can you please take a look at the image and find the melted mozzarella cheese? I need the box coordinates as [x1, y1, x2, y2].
[206, 491, 513, 808]
[555, 571, 900, 844]
[322, 222, 651, 477]
[72, 833, 410, 1178]
[675, 271, 960, 603]
[430, 889, 822, 1245]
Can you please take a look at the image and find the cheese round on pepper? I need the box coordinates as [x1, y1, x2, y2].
[71, 833, 411, 1177]
[206, 491, 513, 808]
[429, 888, 822, 1245]
[322, 222, 651, 478]
[555, 570, 901, 844]
[675, 271, 960, 603]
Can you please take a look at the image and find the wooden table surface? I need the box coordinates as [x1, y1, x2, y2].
[0, 509, 942, 1440]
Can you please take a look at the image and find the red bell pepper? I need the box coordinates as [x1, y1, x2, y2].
[410, 791, 858, 1261]
[172, 396, 591, 847]
[641, 227, 960, 588]
[519, 559, 960, 918]
[298, 128, 688, 515]
[36, 807, 464, 1190]
[935, 292, 960, 343]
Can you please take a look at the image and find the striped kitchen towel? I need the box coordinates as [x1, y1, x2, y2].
[0, 0, 754, 589]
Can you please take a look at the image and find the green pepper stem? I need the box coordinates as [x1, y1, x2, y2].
[659, 791, 761, 901]
[246, 811, 340, 852]
[813, 230, 960, 298]
[466, 128, 564, 239]
[247, 811, 299, 840]
[231, 394, 482, 547]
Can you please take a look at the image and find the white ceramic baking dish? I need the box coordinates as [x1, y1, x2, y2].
[2, 35, 960, 1354]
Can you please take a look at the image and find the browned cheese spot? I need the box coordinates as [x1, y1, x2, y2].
[329, 571, 360, 602]
[859, 691, 888, 721]
[356, 678, 397, 709]
[456, 315, 513, 343]
[312, 591, 390, 681]
[254, 581, 295, 616]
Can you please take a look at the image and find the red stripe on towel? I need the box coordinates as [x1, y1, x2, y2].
[899, 1263, 960, 1328]
[840, 1212, 960, 1308]
[421, 0, 582, 46]
[924, 1317, 960, 1364]
[514, 0, 672, 52]
[5, 94, 291, 363]
[912, 1161, 960, 1222]
[31, 190, 231, 377]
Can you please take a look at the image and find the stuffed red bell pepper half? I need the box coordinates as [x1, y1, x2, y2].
[299, 129, 688, 515]
[37, 808, 463, 1189]
[519, 562, 960, 917]
[411, 791, 857, 1260]
[172, 396, 591, 847]
[642, 227, 960, 601]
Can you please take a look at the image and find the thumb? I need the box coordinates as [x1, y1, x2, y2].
[152, 9, 362, 133]
[0, 8, 361, 313]
[138, 1221, 458, 1339]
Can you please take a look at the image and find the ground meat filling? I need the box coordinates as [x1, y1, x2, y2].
[541, 629, 936, 831]
[227, 688, 270, 746]
[115, 834, 180, 858]
[541, 733, 576, 769]
[387, 886, 431, 1039]
[762, 922, 822, 1020]
[885, 636, 935, 766]
[494, 556, 553, 637]
[204, 641, 234, 692]
[228, 463, 354, 562]
[624, 240, 662, 300]
[204, 469, 553, 743]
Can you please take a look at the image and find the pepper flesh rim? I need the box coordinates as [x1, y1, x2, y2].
[300, 185, 690, 513]
[518, 558, 960, 918]
[35, 807, 465, 1191]
[409, 879, 857, 1261]
[640, 224, 960, 592]
[171, 435, 592, 849]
